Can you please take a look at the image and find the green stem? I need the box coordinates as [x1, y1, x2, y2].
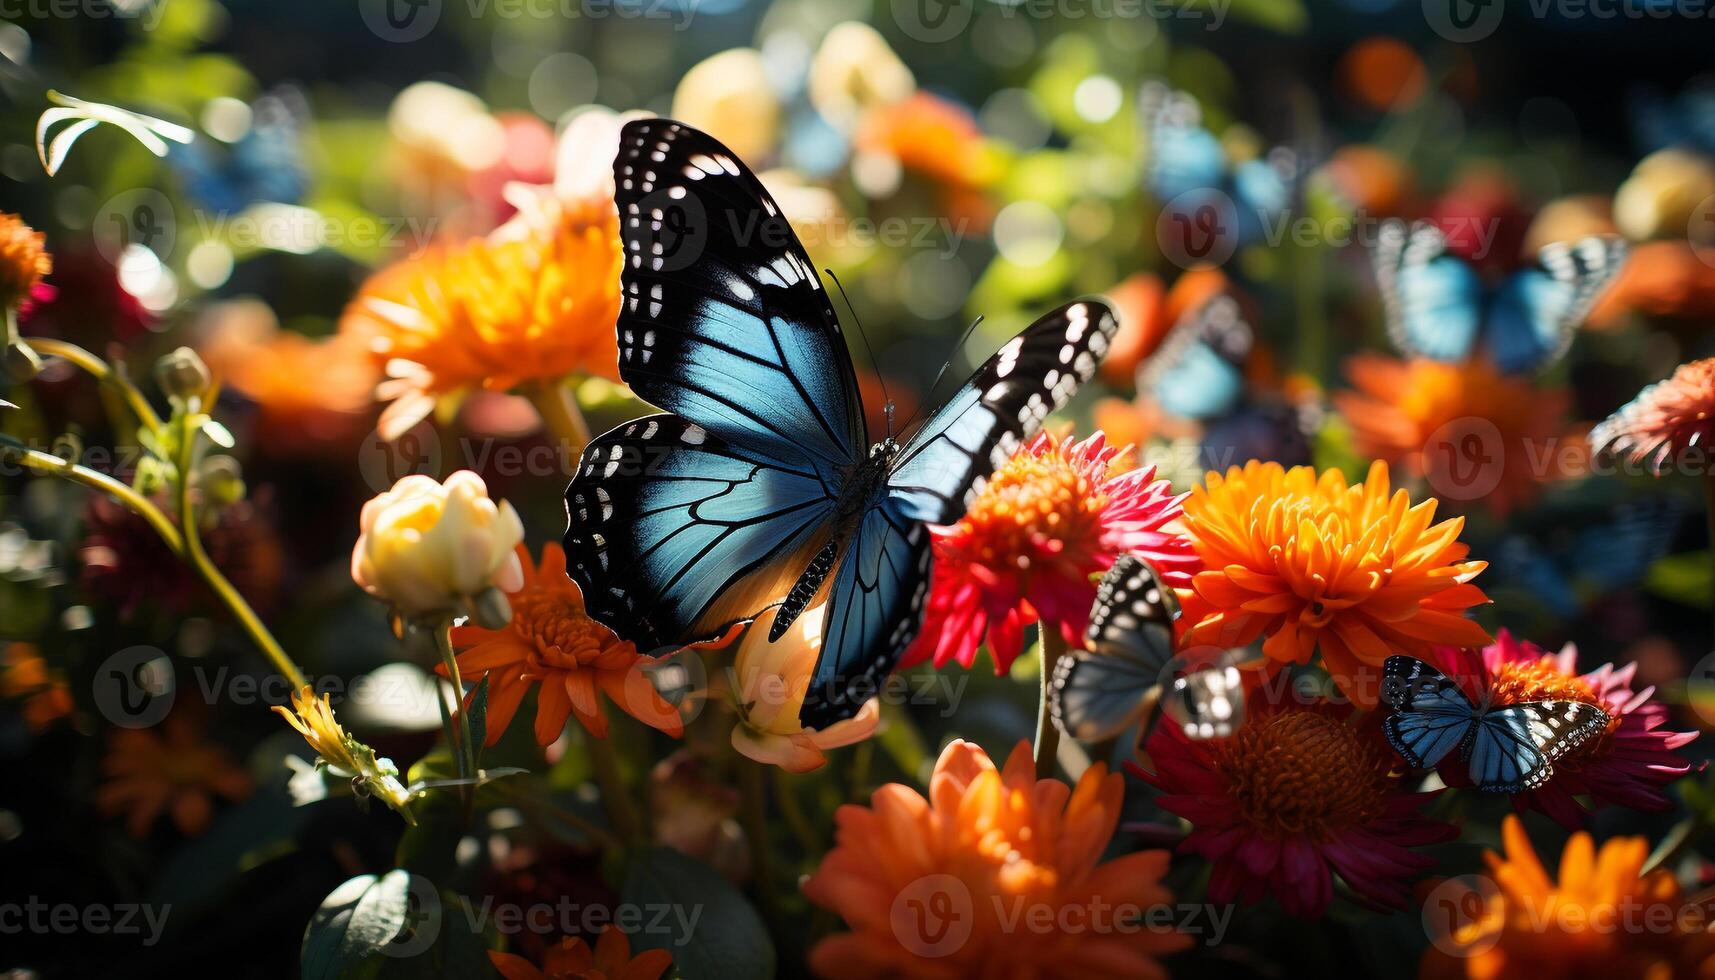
[173, 410, 307, 690]
[586, 732, 647, 846]
[25, 337, 164, 435]
[433, 620, 476, 785]
[1035, 628, 1068, 780]
[527, 378, 591, 463]
[1, 438, 182, 552]
[740, 758, 780, 923]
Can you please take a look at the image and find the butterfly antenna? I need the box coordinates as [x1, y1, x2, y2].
[825, 268, 894, 438]
[894, 314, 985, 438]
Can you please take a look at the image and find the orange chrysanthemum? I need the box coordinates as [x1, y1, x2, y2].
[96, 713, 252, 838]
[1334, 354, 1571, 516]
[0, 212, 51, 307]
[1420, 815, 1715, 979]
[342, 202, 622, 440]
[1590, 357, 1715, 475]
[803, 739, 1190, 978]
[1, 642, 72, 731]
[1178, 460, 1491, 703]
[489, 930, 672, 980]
[200, 302, 378, 450]
[444, 543, 681, 745]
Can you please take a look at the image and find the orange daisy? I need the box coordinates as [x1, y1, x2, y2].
[488, 930, 672, 980]
[200, 300, 378, 451]
[1420, 815, 1715, 978]
[443, 543, 682, 745]
[1334, 354, 1571, 516]
[1, 642, 72, 731]
[803, 739, 1189, 978]
[1178, 460, 1492, 704]
[341, 204, 622, 440]
[96, 713, 252, 838]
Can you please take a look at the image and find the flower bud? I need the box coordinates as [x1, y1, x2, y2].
[352, 470, 525, 622]
[729, 604, 879, 773]
[196, 454, 247, 507]
[156, 346, 211, 403]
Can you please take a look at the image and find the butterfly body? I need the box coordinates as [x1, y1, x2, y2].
[1381, 656, 1609, 793]
[1373, 220, 1626, 374]
[566, 119, 1116, 729]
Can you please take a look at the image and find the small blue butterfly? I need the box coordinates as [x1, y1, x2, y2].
[1140, 82, 1297, 251]
[1372, 219, 1626, 375]
[1381, 656, 1609, 793]
[564, 120, 1118, 729]
[1139, 292, 1252, 421]
[168, 89, 309, 214]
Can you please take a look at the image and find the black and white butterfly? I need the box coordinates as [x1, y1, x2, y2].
[1381, 655, 1609, 793]
[1372, 219, 1627, 375]
[563, 119, 1117, 729]
[1049, 555, 1247, 743]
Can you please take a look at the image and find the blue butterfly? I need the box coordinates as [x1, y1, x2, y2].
[1372, 219, 1626, 375]
[1049, 556, 1248, 743]
[1381, 656, 1609, 793]
[1139, 82, 1297, 251]
[563, 119, 1117, 728]
[1631, 80, 1715, 157]
[168, 89, 309, 215]
[1490, 495, 1685, 618]
[1138, 291, 1252, 420]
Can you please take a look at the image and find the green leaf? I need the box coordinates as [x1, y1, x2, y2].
[1645, 552, 1710, 609]
[301, 870, 438, 980]
[621, 848, 774, 980]
[201, 418, 236, 448]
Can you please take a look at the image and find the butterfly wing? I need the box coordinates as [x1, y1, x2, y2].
[1140, 292, 1251, 420]
[1467, 701, 1609, 793]
[1484, 236, 1627, 374]
[1140, 83, 1226, 203]
[886, 299, 1117, 525]
[1163, 654, 1248, 740]
[1374, 220, 1484, 364]
[1049, 556, 1179, 742]
[611, 117, 866, 478]
[564, 415, 836, 651]
[1381, 656, 1478, 769]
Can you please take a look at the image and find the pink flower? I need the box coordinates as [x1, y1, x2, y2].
[902, 431, 1198, 674]
[1589, 357, 1715, 475]
[1425, 631, 1698, 829]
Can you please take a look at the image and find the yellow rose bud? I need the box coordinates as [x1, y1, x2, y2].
[729, 603, 880, 774]
[351, 470, 525, 621]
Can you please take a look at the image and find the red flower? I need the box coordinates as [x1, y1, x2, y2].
[1423, 631, 1698, 829]
[903, 431, 1198, 674]
[1132, 700, 1456, 917]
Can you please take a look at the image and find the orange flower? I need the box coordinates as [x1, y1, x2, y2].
[1334, 354, 1570, 516]
[1587, 240, 1715, 327]
[96, 713, 252, 837]
[0, 212, 50, 307]
[199, 299, 377, 451]
[1420, 815, 1715, 979]
[342, 207, 622, 440]
[1179, 460, 1491, 703]
[803, 739, 1189, 978]
[488, 930, 672, 980]
[1099, 267, 1232, 387]
[856, 92, 996, 190]
[1, 642, 72, 731]
[1590, 356, 1715, 475]
[444, 543, 682, 744]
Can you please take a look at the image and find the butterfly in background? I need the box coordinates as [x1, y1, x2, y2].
[1489, 494, 1686, 619]
[168, 88, 310, 215]
[1381, 655, 1609, 793]
[1630, 79, 1715, 157]
[1139, 81, 1298, 251]
[563, 119, 1117, 728]
[1138, 291, 1254, 421]
[1050, 555, 1248, 744]
[1372, 219, 1627, 375]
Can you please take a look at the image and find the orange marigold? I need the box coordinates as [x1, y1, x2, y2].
[1420, 815, 1715, 978]
[342, 205, 622, 440]
[443, 543, 682, 744]
[200, 299, 377, 451]
[489, 930, 672, 980]
[803, 739, 1189, 978]
[1179, 460, 1491, 704]
[0, 212, 51, 307]
[1334, 354, 1571, 516]
[96, 713, 252, 838]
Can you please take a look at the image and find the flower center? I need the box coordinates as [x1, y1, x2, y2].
[1486, 658, 1619, 762]
[1212, 709, 1390, 841]
[956, 451, 1107, 575]
[510, 590, 610, 671]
